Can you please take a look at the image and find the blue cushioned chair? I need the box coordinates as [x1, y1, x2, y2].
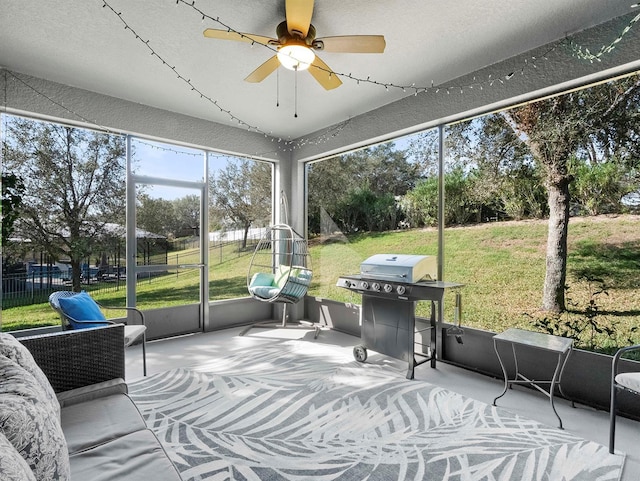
[49, 291, 147, 376]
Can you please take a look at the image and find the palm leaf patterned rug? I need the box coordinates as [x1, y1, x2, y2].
[129, 338, 624, 481]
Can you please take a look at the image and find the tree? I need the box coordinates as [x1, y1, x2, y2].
[3, 117, 126, 290]
[1, 172, 24, 246]
[501, 76, 640, 312]
[570, 158, 628, 215]
[400, 169, 484, 227]
[1, 172, 25, 271]
[171, 195, 200, 238]
[137, 194, 175, 237]
[332, 186, 399, 233]
[209, 159, 271, 248]
[308, 144, 418, 234]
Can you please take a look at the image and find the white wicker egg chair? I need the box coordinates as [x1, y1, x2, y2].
[241, 221, 319, 338]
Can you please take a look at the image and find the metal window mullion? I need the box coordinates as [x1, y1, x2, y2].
[202, 152, 210, 331]
[125, 135, 137, 308]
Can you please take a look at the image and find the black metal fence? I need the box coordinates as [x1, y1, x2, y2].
[2, 235, 263, 309]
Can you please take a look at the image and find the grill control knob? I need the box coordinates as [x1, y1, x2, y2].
[396, 285, 406, 295]
[372, 283, 381, 292]
[383, 284, 393, 293]
[361, 281, 369, 290]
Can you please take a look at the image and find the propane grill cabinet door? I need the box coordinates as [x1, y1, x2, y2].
[361, 297, 416, 364]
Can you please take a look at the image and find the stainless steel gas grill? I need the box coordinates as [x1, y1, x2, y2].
[337, 254, 462, 379]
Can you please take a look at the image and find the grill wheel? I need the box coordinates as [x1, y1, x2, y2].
[353, 345, 368, 363]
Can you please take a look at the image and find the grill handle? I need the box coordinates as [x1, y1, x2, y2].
[360, 272, 407, 280]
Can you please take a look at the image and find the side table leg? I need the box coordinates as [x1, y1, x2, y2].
[493, 339, 509, 406]
[549, 351, 565, 429]
[556, 347, 574, 408]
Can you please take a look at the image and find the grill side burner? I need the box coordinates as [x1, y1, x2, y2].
[337, 274, 462, 379]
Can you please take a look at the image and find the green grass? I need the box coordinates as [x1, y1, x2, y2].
[308, 215, 640, 352]
[3, 215, 639, 351]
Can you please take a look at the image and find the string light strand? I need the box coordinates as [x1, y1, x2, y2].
[100, 0, 271, 138]
[567, 12, 640, 62]
[178, 1, 640, 97]
[1, 68, 121, 136]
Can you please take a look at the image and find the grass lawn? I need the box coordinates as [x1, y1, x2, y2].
[3, 214, 639, 352]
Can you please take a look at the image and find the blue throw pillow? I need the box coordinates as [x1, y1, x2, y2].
[57, 292, 108, 329]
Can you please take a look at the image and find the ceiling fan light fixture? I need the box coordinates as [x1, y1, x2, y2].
[277, 44, 315, 71]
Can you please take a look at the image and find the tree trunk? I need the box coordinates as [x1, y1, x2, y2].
[242, 223, 250, 250]
[542, 174, 570, 312]
[71, 259, 82, 292]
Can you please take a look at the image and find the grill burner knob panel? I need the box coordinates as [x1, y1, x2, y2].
[396, 285, 406, 295]
[383, 284, 393, 293]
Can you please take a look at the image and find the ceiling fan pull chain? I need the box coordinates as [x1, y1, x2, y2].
[294, 67, 298, 118]
[276, 68, 280, 108]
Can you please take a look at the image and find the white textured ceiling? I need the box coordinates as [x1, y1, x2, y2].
[0, 0, 636, 140]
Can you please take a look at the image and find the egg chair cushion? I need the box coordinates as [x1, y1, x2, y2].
[249, 272, 278, 299]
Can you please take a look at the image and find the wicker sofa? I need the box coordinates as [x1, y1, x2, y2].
[0, 325, 182, 481]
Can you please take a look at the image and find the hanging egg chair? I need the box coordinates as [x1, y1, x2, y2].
[241, 223, 319, 338]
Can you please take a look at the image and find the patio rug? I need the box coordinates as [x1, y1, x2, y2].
[128, 337, 625, 481]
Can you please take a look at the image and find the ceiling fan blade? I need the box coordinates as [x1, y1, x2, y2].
[203, 28, 276, 45]
[308, 55, 342, 90]
[245, 55, 281, 83]
[315, 35, 386, 53]
[286, 0, 314, 38]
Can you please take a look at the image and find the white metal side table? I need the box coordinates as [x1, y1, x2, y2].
[492, 328, 573, 429]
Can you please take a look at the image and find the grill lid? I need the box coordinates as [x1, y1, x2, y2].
[360, 254, 437, 283]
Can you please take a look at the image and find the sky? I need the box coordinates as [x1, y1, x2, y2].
[132, 134, 420, 201]
[132, 138, 235, 200]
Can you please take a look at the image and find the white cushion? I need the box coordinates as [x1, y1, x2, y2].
[0, 355, 70, 480]
[616, 372, 640, 393]
[0, 431, 37, 481]
[124, 325, 146, 347]
[0, 333, 60, 418]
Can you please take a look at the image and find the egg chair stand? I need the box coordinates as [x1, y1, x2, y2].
[240, 223, 320, 339]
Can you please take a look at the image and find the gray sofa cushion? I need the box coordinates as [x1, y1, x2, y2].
[0, 355, 70, 481]
[62, 392, 147, 454]
[57, 378, 128, 408]
[0, 333, 60, 418]
[0, 431, 37, 481]
[70, 429, 182, 481]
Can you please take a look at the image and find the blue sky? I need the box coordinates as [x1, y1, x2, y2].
[132, 139, 235, 200]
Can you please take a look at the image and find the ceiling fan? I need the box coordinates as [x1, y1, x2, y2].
[203, 0, 385, 90]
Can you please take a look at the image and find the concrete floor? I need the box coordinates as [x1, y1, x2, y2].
[125, 326, 639, 480]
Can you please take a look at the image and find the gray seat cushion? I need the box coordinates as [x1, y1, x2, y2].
[616, 372, 640, 393]
[124, 325, 146, 346]
[69, 429, 182, 481]
[62, 394, 147, 454]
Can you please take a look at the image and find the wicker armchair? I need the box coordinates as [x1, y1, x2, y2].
[18, 324, 126, 393]
[48, 291, 147, 376]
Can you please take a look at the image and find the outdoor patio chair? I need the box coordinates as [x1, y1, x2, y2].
[609, 343, 640, 453]
[48, 291, 147, 376]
